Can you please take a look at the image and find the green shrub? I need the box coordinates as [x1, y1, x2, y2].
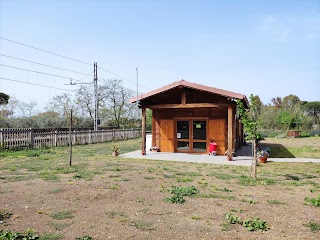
[166, 194, 185, 204]
[305, 195, 320, 207]
[167, 186, 198, 196]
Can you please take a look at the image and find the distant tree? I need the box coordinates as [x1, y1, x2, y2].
[302, 101, 320, 125]
[251, 95, 263, 115]
[282, 94, 300, 110]
[0, 92, 10, 105]
[271, 97, 282, 109]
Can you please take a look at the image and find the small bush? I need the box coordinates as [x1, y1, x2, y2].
[166, 194, 185, 204]
[167, 186, 198, 196]
[305, 195, 320, 207]
[243, 217, 268, 231]
[304, 221, 320, 232]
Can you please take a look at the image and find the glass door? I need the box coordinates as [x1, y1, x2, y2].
[176, 119, 207, 153]
[192, 120, 207, 152]
[176, 120, 190, 151]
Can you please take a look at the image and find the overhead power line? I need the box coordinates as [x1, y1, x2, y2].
[0, 36, 150, 90]
[98, 66, 150, 90]
[0, 77, 76, 92]
[0, 63, 91, 83]
[0, 36, 92, 66]
[0, 53, 94, 76]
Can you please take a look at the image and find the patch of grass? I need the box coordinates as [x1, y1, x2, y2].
[304, 221, 320, 232]
[49, 188, 63, 194]
[215, 187, 232, 192]
[52, 223, 70, 231]
[207, 172, 235, 180]
[267, 199, 285, 205]
[238, 175, 276, 186]
[176, 177, 193, 182]
[147, 167, 156, 173]
[167, 186, 198, 196]
[131, 220, 155, 231]
[305, 195, 320, 206]
[0, 229, 39, 239]
[0, 209, 12, 221]
[39, 233, 64, 240]
[50, 211, 74, 220]
[109, 185, 120, 190]
[38, 169, 59, 181]
[144, 176, 156, 180]
[166, 194, 185, 204]
[75, 236, 93, 240]
[163, 174, 175, 178]
[242, 199, 257, 204]
[199, 193, 236, 200]
[191, 215, 201, 220]
[176, 172, 202, 177]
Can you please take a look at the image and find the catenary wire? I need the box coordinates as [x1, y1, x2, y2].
[0, 53, 94, 76]
[0, 63, 90, 83]
[1, 36, 150, 90]
[0, 36, 92, 66]
[0, 77, 76, 92]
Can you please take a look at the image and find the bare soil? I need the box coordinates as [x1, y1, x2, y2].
[0, 160, 320, 239]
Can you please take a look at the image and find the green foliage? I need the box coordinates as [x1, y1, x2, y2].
[304, 221, 320, 232]
[50, 211, 74, 220]
[75, 236, 93, 240]
[225, 213, 241, 224]
[0, 209, 12, 221]
[225, 213, 268, 231]
[131, 220, 155, 231]
[0, 230, 39, 239]
[166, 194, 186, 204]
[305, 195, 320, 207]
[167, 186, 198, 196]
[267, 199, 285, 205]
[243, 217, 268, 231]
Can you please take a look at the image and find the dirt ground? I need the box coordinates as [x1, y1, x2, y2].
[1, 158, 320, 239]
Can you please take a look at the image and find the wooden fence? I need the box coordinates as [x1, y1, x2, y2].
[0, 128, 141, 149]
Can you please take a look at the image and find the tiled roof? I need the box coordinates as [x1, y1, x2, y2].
[130, 79, 249, 107]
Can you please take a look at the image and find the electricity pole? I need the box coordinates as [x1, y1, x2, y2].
[94, 62, 98, 131]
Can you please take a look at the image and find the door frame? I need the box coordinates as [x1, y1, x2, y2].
[175, 117, 208, 153]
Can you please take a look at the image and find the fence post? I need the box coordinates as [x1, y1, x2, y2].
[101, 130, 104, 142]
[89, 130, 92, 144]
[54, 131, 57, 146]
[73, 130, 76, 145]
[0, 128, 3, 148]
[29, 128, 34, 148]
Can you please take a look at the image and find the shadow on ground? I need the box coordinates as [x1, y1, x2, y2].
[264, 143, 295, 158]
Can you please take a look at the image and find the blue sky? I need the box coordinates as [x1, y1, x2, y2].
[1, 0, 319, 110]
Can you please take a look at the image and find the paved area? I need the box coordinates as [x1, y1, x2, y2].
[120, 143, 320, 166]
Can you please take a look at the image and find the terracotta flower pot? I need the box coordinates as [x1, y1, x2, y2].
[227, 156, 233, 161]
[259, 157, 267, 163]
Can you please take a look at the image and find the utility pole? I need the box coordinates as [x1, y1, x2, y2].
[69, 109, 73, 166]
[136, 67, 139, 108]
[94, 62, 98, 131]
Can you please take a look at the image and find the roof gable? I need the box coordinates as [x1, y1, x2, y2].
[130, 79, 249, 107]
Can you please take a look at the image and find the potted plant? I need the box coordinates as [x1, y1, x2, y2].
[225, 150, 235, 161]
[112, 145, 119, 156]
[257, 150, 270, 163]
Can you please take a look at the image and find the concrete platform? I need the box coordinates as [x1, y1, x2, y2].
[120, 143, 320, 166]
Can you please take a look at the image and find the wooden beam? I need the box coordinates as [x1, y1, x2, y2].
[228, 106, 233, 155]
[145, 103, 220, 109]
[141, 107, 146, 155]
[181, 91, 186, 104]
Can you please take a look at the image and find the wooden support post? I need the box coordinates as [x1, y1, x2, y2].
[141, 107, 146, 155]
[29, 128, 34, 148]
[228, 106, 233, 155]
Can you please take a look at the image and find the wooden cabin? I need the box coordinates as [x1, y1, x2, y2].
[130, 80, 249, 155]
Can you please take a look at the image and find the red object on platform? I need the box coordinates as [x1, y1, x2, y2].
[210, 142, 217, 153]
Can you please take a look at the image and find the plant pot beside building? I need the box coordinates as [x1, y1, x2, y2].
[112, 145, 119, 157]
[257, 150, 270, 163]
[225, 151, 235, 161]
